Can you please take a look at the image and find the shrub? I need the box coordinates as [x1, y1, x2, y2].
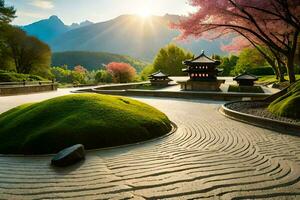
[268, 81, 300, 119]
[106, 62, 137, 83]
[95, 70, 113, 83]
[247, 67, 275, 76]
[0, 71, 46, 82]
[228, 85, 264, 93]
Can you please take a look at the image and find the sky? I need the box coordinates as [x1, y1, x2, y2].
[6, 0, 196, 25]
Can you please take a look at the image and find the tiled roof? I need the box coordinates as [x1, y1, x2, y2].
[184, 51, 218, 64]
[234, 73, 258, 80]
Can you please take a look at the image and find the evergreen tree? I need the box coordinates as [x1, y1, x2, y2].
[0, 0, 15, 25]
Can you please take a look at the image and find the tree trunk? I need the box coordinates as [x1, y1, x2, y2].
[278, 68, 285, 82]
[287, 31, 299, 83]
[287, 56, 296, 83]
[276, 63, 286, 82]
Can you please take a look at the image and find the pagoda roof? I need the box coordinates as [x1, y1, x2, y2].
[149, 71, 169, 78]
[184, 50, 219, 65]
[234, 73, 258, 81]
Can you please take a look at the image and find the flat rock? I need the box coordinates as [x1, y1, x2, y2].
[51, 144, 85, 167]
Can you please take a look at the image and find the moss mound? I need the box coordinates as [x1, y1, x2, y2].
[0, 94, 172, 154]
[268, 81, 300, 119]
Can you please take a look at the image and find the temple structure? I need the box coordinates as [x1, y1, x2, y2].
[234, 73, 258, 86]
[178, 51, 225, 91]
[149, 71, 172, 86]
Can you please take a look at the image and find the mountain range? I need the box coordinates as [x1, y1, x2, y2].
[22, 15, 93, 44]
[22, 15, 228, 61]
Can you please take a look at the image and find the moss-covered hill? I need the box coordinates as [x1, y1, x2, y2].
[268, 81, 300, 119]
[0, 94, 172, 154]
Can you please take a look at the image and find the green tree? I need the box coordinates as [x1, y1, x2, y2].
[153, 44, 193, 76]
[95, 70, 113, 83]
[219, 55, 239, 76]
[3, 26, 51, 75]
[0, 0, 16, 71]
[0, 0, 15, 25]
[140, 64, 155, 80]
[51, 67, 72, 83]
[234, 48, 268, 75]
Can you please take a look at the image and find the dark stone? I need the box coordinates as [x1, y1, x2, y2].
[51, 144, 85, 167]
[272, 83, 280, 89]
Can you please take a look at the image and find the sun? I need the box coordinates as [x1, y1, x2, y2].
[134, 0, 153, 19]
[137, 8, 151, 18]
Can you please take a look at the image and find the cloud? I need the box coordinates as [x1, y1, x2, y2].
[30, 0, 54, 9]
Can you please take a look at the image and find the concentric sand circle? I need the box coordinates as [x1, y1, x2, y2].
[0, 97, 300, 199]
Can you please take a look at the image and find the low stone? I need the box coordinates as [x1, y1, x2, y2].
[51, 144, 85, 167]
[272, 83, 280, 89]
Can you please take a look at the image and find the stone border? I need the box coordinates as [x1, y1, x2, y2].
[81, 88, 271, 101]
[0, 84, 58, 96]
[220, 101, 300, 135]
[0, 122, 177, 157]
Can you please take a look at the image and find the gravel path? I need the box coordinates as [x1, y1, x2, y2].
[0, 92, 300, 199]
[226, 101, 300, 125]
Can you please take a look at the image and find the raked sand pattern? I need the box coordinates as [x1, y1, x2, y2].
[1, 97, 300, 199]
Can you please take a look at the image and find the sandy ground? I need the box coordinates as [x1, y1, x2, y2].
[0, 89, 299, 199]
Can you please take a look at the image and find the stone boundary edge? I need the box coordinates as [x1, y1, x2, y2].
[0, 122, 177, 158]
[220, 101, 300, 136]
[75, 88, 271, 101]
[0, 84, 58, 96]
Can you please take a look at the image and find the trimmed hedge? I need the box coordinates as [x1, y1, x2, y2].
[0, 71, 46, 82]
[228, 85, 264, 93]
[247, 67, 275, 76]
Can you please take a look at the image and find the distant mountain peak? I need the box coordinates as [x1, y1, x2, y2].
[70, 20, 93, 29]
[48, 15, 65, 24]
[49, 15, 60, 20]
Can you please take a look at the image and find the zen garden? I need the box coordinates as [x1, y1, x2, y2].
[0, 0, 300, 199]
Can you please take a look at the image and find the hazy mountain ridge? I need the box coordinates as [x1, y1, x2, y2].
[23, 15, 228, 61]
[22, 15, 94, 44]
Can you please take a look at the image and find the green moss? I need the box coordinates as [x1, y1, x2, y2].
[268, 81, 300, 119]
[228, 85, 264, 93]
[0, 94, 172, 154]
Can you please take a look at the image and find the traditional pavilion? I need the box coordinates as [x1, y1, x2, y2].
[178, 51, 225, 91]
[234, 73, 258, 86]
[149, 71, 172, 86]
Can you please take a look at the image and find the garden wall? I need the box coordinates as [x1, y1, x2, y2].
[0, 84, 58, 96]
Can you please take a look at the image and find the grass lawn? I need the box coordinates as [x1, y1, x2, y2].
[0, 94, 172, 154]
[228, 85, 264, 93]
[268, 81, 300, 119]
[257, 75, 300, 84]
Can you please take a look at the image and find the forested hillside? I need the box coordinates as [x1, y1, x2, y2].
[51, 51, 147, 72]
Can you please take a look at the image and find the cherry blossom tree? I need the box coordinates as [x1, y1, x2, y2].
[173, 0, 300, 83]
[106, 62, 136, 83]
